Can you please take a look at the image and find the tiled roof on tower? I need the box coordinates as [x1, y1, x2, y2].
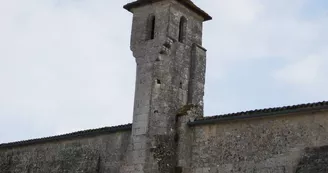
[124, 0, 212, 21]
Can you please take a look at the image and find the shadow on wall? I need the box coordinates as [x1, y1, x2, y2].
[0, 153, 12, 173]
[0, 145, 101, 173]
[295, 145, 328, 173]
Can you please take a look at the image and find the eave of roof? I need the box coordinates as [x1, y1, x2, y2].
[0, 124, 132, 150]
[123, 0, 212, 21]
[188, 101, 328, 126]
[2, 101, 328, 149]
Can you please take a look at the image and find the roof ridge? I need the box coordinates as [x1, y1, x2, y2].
[124, 0, 212, 21]
[2, 101, 328, 148]
[189, 101, 328, 126]
[0, 123, 132, 149]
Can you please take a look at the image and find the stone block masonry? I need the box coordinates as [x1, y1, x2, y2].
[0, 125, 131, 173]
[190, 107, 328, 173]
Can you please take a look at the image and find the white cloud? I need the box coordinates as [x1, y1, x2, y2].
[273, 55, 323, 86]
[272, 48, 328, 99]
[213, 0, 264, 25]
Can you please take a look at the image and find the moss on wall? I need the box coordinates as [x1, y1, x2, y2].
[176, 104, 198, 116]
[296, 146, 328, 173]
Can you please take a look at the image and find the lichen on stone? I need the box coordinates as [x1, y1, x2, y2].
[176, 104, 199, 116]
[150, 135, 176, 172]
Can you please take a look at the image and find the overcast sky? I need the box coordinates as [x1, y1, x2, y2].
[0, 0, 327, 143]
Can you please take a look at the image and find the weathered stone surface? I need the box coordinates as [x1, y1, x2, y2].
[295, 146, 328, 173]
[122, 0, 208, 172]
[0, 131, 130, 173]
[191, 111, 328, 173]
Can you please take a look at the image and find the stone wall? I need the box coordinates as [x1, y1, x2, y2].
[2, 110, 328, 173]
[0, 129, 131, 173]
[191, 110, 328, 173]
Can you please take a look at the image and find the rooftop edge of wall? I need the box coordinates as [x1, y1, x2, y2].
[189, 101, 328, 126]
[0, 124, 132, 150]
[2, 101, 328, 149]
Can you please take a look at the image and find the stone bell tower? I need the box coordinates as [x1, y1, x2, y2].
[122, 0, 211, 172]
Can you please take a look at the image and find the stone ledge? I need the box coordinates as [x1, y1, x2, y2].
[189, 101, 328, 126]
[0, 124, 132, 149]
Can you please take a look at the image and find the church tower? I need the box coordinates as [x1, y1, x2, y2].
[122, 0, 211, 172]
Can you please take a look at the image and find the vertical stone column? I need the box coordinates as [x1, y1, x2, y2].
[128, 62, 154, 172]
[176, 43, 207, 172]
[176, 105, 202, 172]
[188, 43, 207, 113]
